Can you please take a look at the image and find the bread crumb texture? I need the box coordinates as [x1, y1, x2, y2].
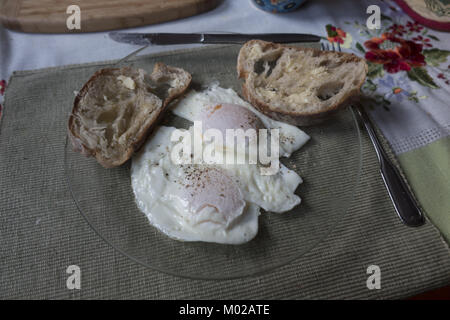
[68, 64, 191, 167]
[240, 41, 367, 115]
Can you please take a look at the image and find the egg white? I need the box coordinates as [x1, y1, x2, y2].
[171, 83, 310, 157]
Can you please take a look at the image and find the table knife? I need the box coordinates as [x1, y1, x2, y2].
[109, 32, 321, 46]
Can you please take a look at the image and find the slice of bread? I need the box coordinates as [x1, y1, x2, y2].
[237, 40, 368, 125]
[68, 63, 191, 168]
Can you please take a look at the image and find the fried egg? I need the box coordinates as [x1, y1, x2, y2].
[171, 83, 310, 157]
[131, 84, 310, 244]
[131, 126, 259, 244]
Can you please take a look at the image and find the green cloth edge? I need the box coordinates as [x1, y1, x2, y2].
[398, 136, 450, 243]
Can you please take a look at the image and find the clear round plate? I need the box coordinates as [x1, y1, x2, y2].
[65, 107, 362, 280]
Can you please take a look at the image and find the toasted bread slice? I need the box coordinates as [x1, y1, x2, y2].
[68, 63, 191, 168]
[237, 40, 368, 125]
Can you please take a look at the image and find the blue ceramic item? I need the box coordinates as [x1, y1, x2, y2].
[251, 0, 307, 13]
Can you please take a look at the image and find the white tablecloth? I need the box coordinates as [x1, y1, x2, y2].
[1, 0, 449, 154]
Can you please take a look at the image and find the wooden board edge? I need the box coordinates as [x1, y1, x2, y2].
[0, 0, 23, 31]
[0, 0, 220, 33]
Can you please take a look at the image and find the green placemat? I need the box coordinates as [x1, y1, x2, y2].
[0, 45, 449, 299]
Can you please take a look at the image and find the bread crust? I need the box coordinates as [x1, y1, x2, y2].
[237, 40, 368, 126]
[68, 63, 191, 168]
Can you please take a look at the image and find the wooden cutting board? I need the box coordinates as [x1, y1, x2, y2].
[0, 0, 220, 33]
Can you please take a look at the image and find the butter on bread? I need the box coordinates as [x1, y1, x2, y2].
[117, 75, 136, 90]
[237, 40, 368, 125]
[68, 63, 191, 168]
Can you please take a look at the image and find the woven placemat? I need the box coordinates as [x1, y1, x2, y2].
[0, 45, 449, 299]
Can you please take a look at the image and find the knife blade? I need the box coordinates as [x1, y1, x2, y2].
[109, 32, 321, 46]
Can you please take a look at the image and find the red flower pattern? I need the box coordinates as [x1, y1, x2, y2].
[412, 35, 432, 48]
[406, 21, 423, 33]
[388, 24, 406, 36]
[364, 33, 426, 73]
[0, 80, 6, 121]
[326, 25, 346, 44]
[0, 80, 6, 95]
[437, 73, 450, 85]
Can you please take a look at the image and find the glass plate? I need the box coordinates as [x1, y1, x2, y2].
[64, 45, 362, 279]
[65, 108, 361, 280]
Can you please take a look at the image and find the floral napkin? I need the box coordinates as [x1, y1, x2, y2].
[325, 2, 449, 155]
